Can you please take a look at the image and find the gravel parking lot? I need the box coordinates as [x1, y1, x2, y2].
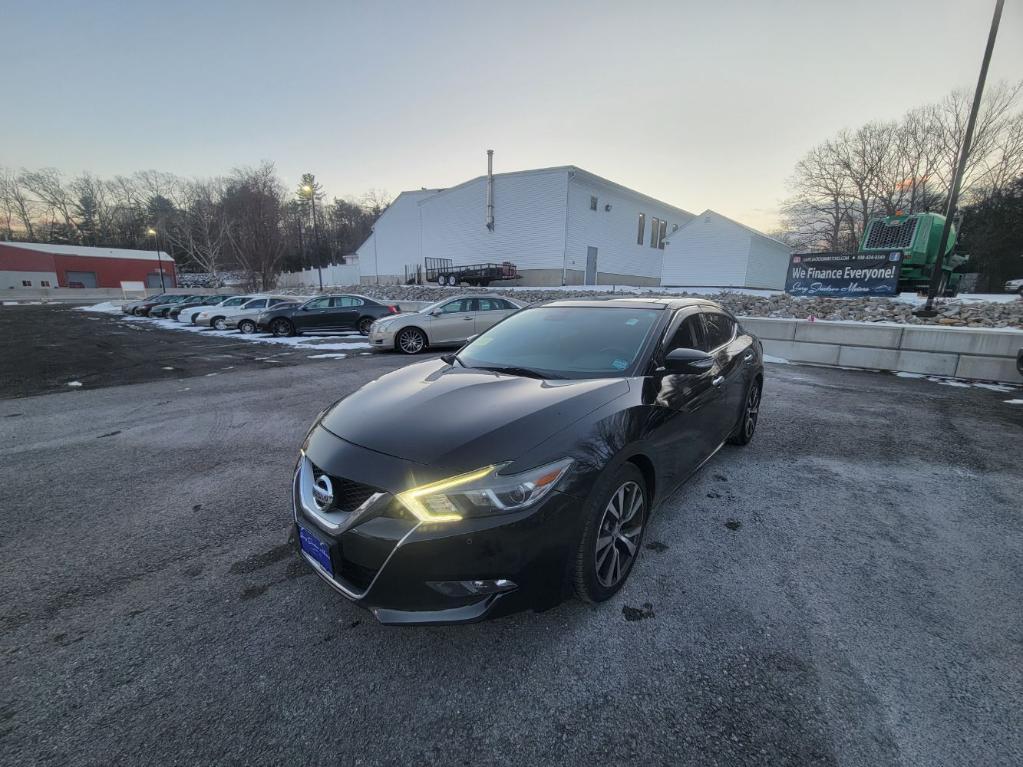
[1, 306, 1021, 766]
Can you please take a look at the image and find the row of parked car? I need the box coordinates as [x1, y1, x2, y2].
[119, 292, 525, 354]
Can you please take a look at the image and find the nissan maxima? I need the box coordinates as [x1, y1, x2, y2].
[293, 297, 763, 625]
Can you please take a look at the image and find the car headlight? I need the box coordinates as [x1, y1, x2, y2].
[396, 458, 573, 523]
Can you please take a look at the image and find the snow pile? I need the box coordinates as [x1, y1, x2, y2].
[75, 302, 125, 315]
[272, 284, 1023, 329]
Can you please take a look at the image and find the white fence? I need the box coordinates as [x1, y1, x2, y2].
[276, 261, 361, 289]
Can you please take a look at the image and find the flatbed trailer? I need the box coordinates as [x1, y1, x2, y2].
[424, 258, 520, 287]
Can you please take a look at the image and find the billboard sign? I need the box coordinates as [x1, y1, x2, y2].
[785, 251, 903, 297]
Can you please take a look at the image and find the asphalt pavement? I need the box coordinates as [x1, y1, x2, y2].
[1, 308, 1021, 766]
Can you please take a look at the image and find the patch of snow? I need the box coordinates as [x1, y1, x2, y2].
[1004, 399, 1023, 405]
[67, 381, 82, 387]
[763, 355, 790, 364]
[307, 353, 348, 359]
[892, 292, 1020, 306]
[76, 301, 125, 314]
[973, 382, 1013, 393]
[161, 366, 174, 371]
[2, 301, 18, 306]
[895, 371, 925, 379]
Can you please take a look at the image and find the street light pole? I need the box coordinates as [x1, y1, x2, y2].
[147, 227, 166, 292]
[916, 0, 1004, 317]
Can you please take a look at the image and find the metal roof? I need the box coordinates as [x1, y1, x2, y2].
[0, 241, 169, 261]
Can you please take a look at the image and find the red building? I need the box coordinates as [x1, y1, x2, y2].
[0, 242, 176, 290]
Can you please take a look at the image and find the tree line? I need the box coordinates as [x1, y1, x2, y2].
[780, 81, 1023, 261]
[0, 161, 389, 288]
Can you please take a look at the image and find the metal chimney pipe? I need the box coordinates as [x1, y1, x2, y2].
[486, 149, 495, 231]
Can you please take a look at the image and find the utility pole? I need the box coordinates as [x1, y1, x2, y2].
[147, 227, 166, 291]
[915, 0, 1004, 317]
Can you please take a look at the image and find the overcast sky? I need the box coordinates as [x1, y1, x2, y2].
[2, 0, 1020, 231]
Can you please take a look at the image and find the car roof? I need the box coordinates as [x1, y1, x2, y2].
[537, 296, 723, 311]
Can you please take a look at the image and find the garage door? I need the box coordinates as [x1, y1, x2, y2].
[65, 271, 98, 288]
[146, 272, 168, 288]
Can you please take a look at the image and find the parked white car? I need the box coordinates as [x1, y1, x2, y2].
[1004, 277, 1023, 296]
[178, 295, 253, 324]
[222, 296, 306, 333]
[368, 294, 523, 354]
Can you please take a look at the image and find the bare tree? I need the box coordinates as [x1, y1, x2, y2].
[163, 179, 231, 275]
[223, 163, 287, 289]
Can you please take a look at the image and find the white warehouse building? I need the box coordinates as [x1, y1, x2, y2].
[661, 210, 792, 290]
[356, 165, 695, 287]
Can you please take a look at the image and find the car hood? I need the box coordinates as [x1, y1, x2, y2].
[319, 359, 629, 468]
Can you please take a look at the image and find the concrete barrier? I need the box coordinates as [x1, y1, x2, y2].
[741, 317, 1022, 383]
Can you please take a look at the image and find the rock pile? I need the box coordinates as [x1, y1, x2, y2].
[284, 284, 1023, 329]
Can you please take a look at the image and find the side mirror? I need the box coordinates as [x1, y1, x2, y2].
[430, 310, 442, 316]
[663, 348, 714, 374]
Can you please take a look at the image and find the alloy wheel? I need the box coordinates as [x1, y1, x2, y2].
[398, 328, 424, 354]
[213, 318, 227, 331]
[594, 481, 645, 588]
[358, 317, 374, 335]
[239, 320, 255, 334]
[271, 319, 292, 337]
[743, 384, 761, 440]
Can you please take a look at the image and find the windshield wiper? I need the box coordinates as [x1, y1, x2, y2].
[473, 365, 563, 380]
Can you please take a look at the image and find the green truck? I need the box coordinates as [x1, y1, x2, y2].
[858, 212, 967, 295]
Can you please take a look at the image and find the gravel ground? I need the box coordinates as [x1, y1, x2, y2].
[1, 347, 1021, 765]
[0, 305, 374, 399]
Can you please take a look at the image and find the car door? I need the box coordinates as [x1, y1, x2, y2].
[644, 309, 725, 489]
[427, 298, 477, 344]
[295, 296, 333, 331]
[699, 310, 749, 442]
[474, 298, 513, 334]
[328, 296, 363, 331]
[240, 298, 268, 317]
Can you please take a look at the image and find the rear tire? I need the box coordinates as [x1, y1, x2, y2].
[358, 317, 374, 335]
[271, 319, 294, 337]
[573, 463, 648, 603]
[238, 319, 256, 334]
[396, 327, 426, 354]
[728, 380, 761, 446]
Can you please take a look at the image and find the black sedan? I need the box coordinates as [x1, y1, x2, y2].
[148, 295, 209, 318]
[256, 294, 399, 336]
[167, 294, 233, 320]
[292, 297, 763, 625]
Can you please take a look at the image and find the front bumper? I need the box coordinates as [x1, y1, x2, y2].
[367, 325, 397, 350]
[1005, 283, 1022, 292]
[293, 427, 581, 624]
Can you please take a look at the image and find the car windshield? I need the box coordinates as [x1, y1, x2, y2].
[457, 306, 661, 379]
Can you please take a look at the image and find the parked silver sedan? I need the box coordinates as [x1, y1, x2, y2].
[368, 294, 523, 354]
[219, 297, 302, 333]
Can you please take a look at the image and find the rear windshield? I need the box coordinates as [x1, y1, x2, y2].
[458, 306, 660, 378]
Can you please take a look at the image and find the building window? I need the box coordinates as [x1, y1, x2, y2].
[637, 213, 646, 245]
[650, 217, 660, 247]
[658, 219, 667, 249]
[590, 195, 598, 211]
[22, 280, 31, 287]
[40, 280, 51, 287]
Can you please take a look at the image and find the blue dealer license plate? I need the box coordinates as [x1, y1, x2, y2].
[299, 526, 334, 576]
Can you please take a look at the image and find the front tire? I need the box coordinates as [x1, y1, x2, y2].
[212, 317, 228, 331]
[271, 319, 295, 337]
[396, 327, 426, 354]
[238, 319, 256, 334]
[573, 463, 648, 603]
[728, 380, 761, 446]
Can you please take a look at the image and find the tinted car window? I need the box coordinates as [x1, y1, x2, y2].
[268, 298, 289, 306]
[479, 298, 507, 311]
[222, 297, 248, 306]
[702, 312, 735, 350]
[304, 297, 331, 310]
[440, 299, 472, 313]
[666, 314, 703, 352]
[243, 299, 267, 309]
[336, 296, 364, 307]
[459, 307, 660, 378]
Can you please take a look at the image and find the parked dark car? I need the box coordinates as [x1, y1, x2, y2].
[167, 294, 233, 320]
[292, 297, 763, 624]
[148, 295, 208, 318]
[257, 294, 399, 336]
[133, 293, 193, 316]
[121, 293, 172, 315]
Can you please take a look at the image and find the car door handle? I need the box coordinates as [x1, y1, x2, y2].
[712, 376, 725, 387]
[463, 316, 473, 320]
